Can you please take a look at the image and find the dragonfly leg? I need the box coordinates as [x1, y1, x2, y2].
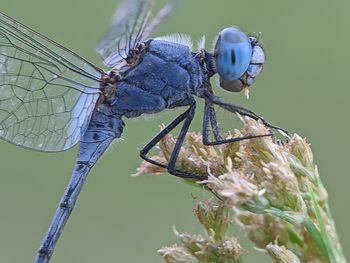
[202, 100, 272, 146]
[205, 93, 290, 135]
[140, 107, 193, 170]
[202, 101, 220, 143]
[166, 104, 208, 180]
[203, 101, 224, 141]
[140, 103, 207, 181]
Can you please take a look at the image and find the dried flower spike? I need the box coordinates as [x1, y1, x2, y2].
[138, 117, 347, 263]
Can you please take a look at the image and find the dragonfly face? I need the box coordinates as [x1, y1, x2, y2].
[213, 27, 265, 95]
[214, 27, 253, 81]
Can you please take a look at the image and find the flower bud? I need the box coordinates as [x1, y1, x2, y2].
[266, 243, 301, 263]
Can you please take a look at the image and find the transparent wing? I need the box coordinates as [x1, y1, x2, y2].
[0, 11, 103, 152]
[96, 0, 178, 68]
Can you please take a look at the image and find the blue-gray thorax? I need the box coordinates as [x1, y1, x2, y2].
[110, 39, 214, 118]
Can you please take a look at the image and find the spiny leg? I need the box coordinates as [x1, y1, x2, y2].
[205, 92, 289, 135]
[166, 104, 207, 180]
[140, 103, 207, 181]
[139, 106, 192, 169]
[204, 101, 223, 141]
[202, 100, 271, 146]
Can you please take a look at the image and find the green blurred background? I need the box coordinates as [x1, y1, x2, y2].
[1, 0, 349, 262]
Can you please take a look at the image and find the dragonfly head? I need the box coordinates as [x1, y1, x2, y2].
[213, 27, 265, 97]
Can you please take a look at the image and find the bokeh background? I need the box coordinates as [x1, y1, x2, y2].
[1, 0, 349, 262]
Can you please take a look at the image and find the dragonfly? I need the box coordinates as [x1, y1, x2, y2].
[0, 0, 287, 262]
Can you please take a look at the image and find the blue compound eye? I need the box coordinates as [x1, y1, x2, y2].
[214, 27, 252, 81]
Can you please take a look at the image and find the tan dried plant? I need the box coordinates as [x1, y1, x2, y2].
[135, 117, 347, 263]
